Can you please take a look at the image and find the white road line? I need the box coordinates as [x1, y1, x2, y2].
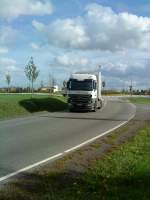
[0, 153, 63, 182]
[64, 113, 135, 153]
[0, 103, 136, 183]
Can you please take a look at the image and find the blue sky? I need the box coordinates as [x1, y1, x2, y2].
[0, 0, 150, 89]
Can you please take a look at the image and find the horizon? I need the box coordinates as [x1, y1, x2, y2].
[0, 0, 150, 90]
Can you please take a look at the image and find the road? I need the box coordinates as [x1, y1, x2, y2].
[0, 97, 136, 182]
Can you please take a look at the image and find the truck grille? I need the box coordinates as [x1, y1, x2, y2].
[69, 94, 91, 103]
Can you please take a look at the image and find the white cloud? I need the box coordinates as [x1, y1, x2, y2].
[0, 57, 21, 74]
[0, 26, 18, 48]
[0, 26, 18, 56]
[0, 0, 53, 20]
[32, 18, 90, 49]
[33, 3, 150, 51]
[0, 57, 25, 86]
[0, 47, 8, 54]
[30, 42, 40, 50]
[53, 54, 89, 67]
[32, 20, 46, 32]
[51, 49, 150, 89]
[0, 57, 16, 66]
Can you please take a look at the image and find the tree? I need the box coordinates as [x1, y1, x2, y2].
[102, 80, 106, 89]
[40, 80, 44, 89]
[25, 57, 39, 96]
[6, 73, 11, 93]
[129, 85, 133, 96]
[63, 80, 67, 88]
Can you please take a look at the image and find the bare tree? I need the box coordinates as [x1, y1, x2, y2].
[63, 80, 67, 88]
[25, 57, 39, 96]
[6, 73, 11, 93]
[40, 80, 44, 89]
[129, 79, 133, 96]
[102, 80, 106, 89]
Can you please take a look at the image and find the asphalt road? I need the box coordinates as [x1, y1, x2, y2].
[0, 97, 136, 182]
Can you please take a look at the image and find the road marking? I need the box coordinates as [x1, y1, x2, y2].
[0, 153, 63, 183]
[64, 112, 135, 153]
[0, 103, 136, 183]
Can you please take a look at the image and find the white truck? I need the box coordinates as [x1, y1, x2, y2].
[67, 71, 103, 112]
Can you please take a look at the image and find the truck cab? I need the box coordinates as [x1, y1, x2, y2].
[67, 73, 102, 112]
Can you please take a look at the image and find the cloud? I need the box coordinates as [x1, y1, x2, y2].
[0, 56, 25, 86]
[0, 0, 53, 20]
[51, 50, 150, 89]
[33, 3, 150, 51]
[0, 57, 21, 74]
[32, 18, 89, 49]
[0, 57, 16, 71]
[32, 20, 46, 32]
[30, 42, 40, 50]
[0, 26, 18, 48]
[0, 26, 18, 56]
[0, 57, 16, 66]
[53, 54, 89, 68]
[100, 56, 150, 89]
[0, 47, 8, 54]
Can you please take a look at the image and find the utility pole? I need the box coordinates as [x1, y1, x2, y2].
[129, 79, 133, 97]
[98, 65, 101, 71]
[49, 73, 52, 93]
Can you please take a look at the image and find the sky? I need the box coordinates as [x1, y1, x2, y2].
[0, 0, 150, 90]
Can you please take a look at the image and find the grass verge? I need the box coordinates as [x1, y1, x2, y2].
[128, 97, 150, 104]
[0, 94, 67, 120]
[0, 121, 150, 200]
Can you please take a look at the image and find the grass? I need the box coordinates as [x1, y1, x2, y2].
[54, 125, 150, 200]
[128, 97, 150, 104]
[0, 94, 67, 120]
[81, 126, 150, 200]
[0, 124, 150, 200]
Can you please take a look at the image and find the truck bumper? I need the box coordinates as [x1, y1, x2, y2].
[69, 103, 94, 111]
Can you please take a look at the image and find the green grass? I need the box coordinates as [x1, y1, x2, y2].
[0, 94, 67, 120]
[128, 97, 150, 104]
[0, 124, 150, 200]
[81, 127, 150, 200]
[49, 125, 150, 200]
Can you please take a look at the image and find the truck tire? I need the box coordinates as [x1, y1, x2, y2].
[93, 102, 97, 112]
[69, 108, 74, 112]
[98, 99, 102, 109]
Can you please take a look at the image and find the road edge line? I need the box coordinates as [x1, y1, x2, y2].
[0, 103, 136, 183]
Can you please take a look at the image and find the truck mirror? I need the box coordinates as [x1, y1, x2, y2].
[67, 81, 69, 89]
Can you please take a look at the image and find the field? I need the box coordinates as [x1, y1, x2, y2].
[0, 94, 67, 120]
[128, 96, 150, 104]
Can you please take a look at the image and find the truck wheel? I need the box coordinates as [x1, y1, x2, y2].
[69, 107, 74, 112]
[97, 99, 102, 109]
[93, 102, 97, 112]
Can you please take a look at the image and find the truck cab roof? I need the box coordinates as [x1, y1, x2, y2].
[70, 73, 97, 81]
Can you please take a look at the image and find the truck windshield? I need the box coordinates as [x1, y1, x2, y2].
[69, 79, 93, 91]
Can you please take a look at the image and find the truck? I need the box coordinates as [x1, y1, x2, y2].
[66, 70, 103, 112]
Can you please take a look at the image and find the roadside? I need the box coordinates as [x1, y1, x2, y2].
[0, 94, 67, 120]
[128, 96, 150, 104]
[0, 99, 150, 199]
